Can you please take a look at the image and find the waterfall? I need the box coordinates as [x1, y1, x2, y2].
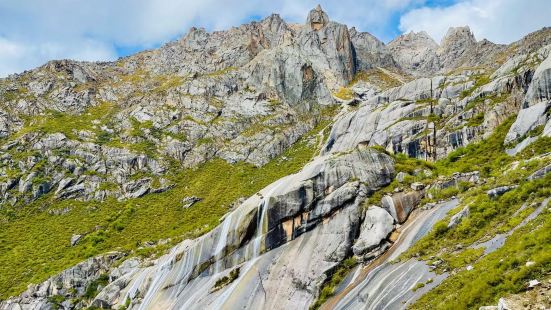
[252, 197, 268, 257]
[213, 212, 234, 273]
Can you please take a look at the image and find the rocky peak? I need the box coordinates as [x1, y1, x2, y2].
[306, 4, 330, 31]
[349, 27, 396, 70]
[388, 31, 439, 76]
[437, 26, 481, 72]
[439, 26, 476, 51]
[349, 27, 385, 47]
[390, 31, 439, 48]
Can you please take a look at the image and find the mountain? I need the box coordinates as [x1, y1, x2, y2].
[1, 5, 550, 310]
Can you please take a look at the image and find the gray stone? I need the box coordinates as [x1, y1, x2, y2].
[70, 234, 83, 246]
[410, 182, 425, 191]
[487, 185, 518, 198]
[352, 206, 394, 257]
[526, 164, 551, 181]
[381, 190, 423, 223]
[448, 206, 470, 228]
[182, 196, 202, 209]
[396, 171, 409, 183]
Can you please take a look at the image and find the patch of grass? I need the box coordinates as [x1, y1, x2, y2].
[466, 113, 484, 127]
[310, 257, 357, 310]
[434, 116, 515, 177]
[527, 124, 544, 138]
[212, 268, 240, 292]
[334, 87, 354, 100]
[366, 152, 433, 205]
[83, 274, 109, 300]
[204, 67, 237, 78]
[388, 112, 551, 309]
[515, 136, 551, 159]
[412, 282, 425, 292]
[351, 68, 403, 90]
[460, 75, 491, 99]
[15, 101, 117, 140]
[152, 76, 184, 94]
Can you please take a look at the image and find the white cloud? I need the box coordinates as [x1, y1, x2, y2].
[399, 0, 551, 44]
[0, 0, 422, 77]
[0, 36, 117, 77]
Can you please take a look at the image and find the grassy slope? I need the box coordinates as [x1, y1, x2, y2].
[0, 111, 334, 299]
[399, 118, 551, 309]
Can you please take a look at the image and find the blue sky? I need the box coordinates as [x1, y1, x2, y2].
[0, 0, 550, 77]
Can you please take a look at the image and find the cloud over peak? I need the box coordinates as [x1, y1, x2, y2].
[0, 0, 549, 77]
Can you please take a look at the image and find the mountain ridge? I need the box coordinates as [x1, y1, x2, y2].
[1, 5, 551, 310]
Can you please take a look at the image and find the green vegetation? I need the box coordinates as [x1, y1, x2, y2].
[386, 115, 551, 309]
[204, 66, 237, 78]
[310, 257, 358, 310]
[460, 75, 491, 99]
[351, 68, 404, 90]
[334, 87, 354, 100]
[466, 112, 484, 127]
[366, 152, 434, 205]
[83, 274, 109, 299]
[411, 187, 551, 309]
[152, 76, 184, 94]
[433, 117, 515, 177]
[212, 268, 240, 292]
[14, 101, 117, 141]
[47, 294, 66, 310]
[349, 113, 551, 310]
[0, 109, 333, 299]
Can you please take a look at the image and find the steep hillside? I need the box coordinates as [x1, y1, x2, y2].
[0, 5, 550, 310]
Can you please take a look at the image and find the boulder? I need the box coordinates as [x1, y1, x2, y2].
[381, 190, 423, 223]
[352, 206, 394, 258]
[448, 206, 470, 228]
[526, 164, 551, 181]
[410, 182, 425, 191]
[396, 171, 409, 182]
[182, 196, 202, 209]
[487, 185, 518, 198]
[122, 178, 151, 199]
[71, 234, 83, 247]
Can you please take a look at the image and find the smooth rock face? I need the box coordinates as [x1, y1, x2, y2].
[352, 206, 394, 258]
[388, 31, 439, 76]
[350, 27, 396, 71]
[524, 54, 551, 104]
[505, 101, 549, 144]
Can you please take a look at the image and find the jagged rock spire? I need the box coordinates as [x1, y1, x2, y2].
[306, 4, 329, 30]
[440, 26, 476, 46]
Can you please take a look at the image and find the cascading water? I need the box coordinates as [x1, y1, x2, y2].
[252, 197, 268, 257]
